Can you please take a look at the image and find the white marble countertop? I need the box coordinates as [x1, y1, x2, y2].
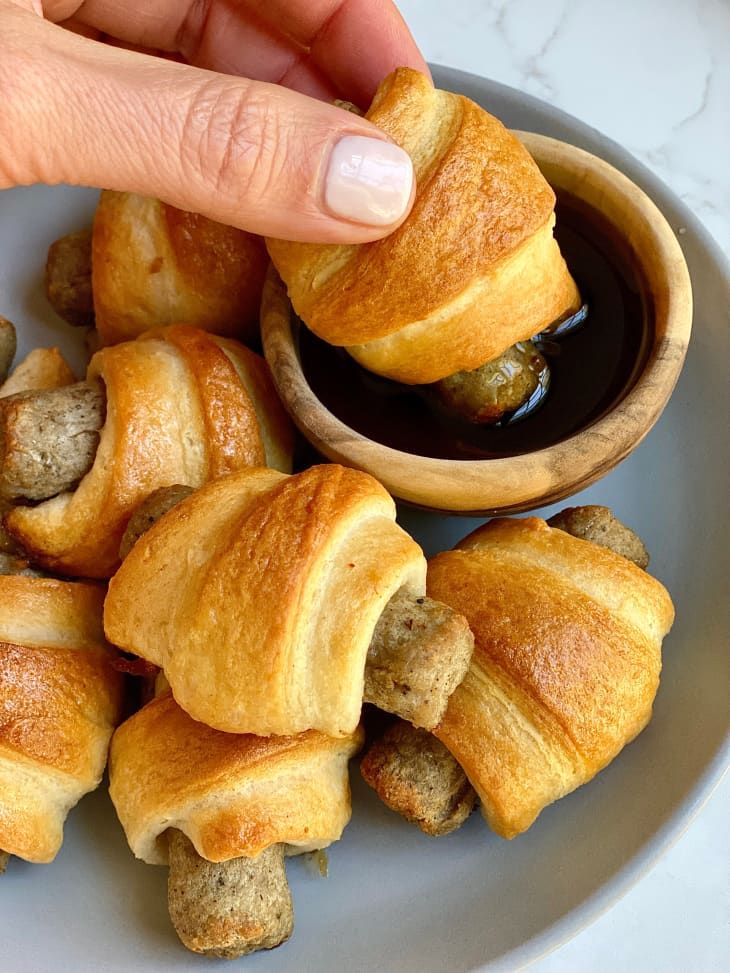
[396, 1, 730, 970]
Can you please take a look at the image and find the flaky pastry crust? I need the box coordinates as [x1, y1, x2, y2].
[93, 193, 269, 346]
[5, 326, 292, 578]
[104, 465, 426, 736]
[267, 68, 580, 383]
[0, 577, 123, 862]
[429, 517, 674, 838]
[109, 693, 362, 865]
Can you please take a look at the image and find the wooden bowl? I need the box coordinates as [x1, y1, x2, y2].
[261, 133, 692, 515]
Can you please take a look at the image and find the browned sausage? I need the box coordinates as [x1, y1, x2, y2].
[548, 505, 650, 569]
[435, 342, 548, 424]
[118, 485, 195, 559]
[0, 381, 104, 501]
[45, 229, 95, 328]
[365, 590, 474, 730]
[167, 830, 293, 959]
[361, 721, 477, 836]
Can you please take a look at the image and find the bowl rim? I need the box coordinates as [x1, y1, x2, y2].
[261, 132, 693, 515]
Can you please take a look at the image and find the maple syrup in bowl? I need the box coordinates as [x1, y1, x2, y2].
[262, 133, 692, 514]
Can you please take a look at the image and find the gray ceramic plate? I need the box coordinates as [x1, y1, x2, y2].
[0, 67, 727, 973]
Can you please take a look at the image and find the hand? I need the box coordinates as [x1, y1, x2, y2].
[1, 1, 429, 241]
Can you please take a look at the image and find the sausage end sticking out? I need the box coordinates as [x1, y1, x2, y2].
[361, 722, 477, 836]
[0, 380, 105, 502]
[45, 230, 95, 328]
[548, 505, 650, 569]
[365, 591, 474, 730]
[167, 831, 293, 959]
[119, 485, 194, 559]
[0, 317, 17, 386]
[0, 851, 9, 874]
[435, 342, 548, 425]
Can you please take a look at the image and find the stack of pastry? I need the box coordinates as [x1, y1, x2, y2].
[105, 463, 474, 956]
[0, 572, 123, 870]
[0, 235, 297, 908]
[0, 335, 120, 869]
[0, 66, 677, 968]
[3, 197, 477, 956]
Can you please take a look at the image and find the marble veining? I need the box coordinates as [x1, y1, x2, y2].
[398, 0, 730, 254]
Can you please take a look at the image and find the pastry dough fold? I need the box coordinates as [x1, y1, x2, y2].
[429, 517, 674, 837]
[5, 326, 292, 578]
[267, 68, 580, 383]
[0, 578, 123, 862]
[93, 193, 269, 346]
[104, 465, 426, 736]
[109, 694, 362, 865]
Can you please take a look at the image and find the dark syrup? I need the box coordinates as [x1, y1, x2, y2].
[298, 194, 652, 460]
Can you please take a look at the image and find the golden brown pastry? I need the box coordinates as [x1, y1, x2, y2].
[93, 192, 269, 346]
[428, 515, 674, 838]
[0, 576, 123, 865]
[0, 347, 76, 398]
[0, 315, 75, 398]
[109, 692, 361, 957]
[361, 506, 672, 835]
[267, 68, 580, 385]
[104, 465, 473, 737]
[3, 325, 293, 578]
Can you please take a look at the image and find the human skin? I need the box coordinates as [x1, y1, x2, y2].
[0, 1, 430, 242]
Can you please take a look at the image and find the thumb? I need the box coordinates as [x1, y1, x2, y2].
[1, 8, 415, 243]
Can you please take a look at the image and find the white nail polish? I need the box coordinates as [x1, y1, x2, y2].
[324, 136, 414, 226]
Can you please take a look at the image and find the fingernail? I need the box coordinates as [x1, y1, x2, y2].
[324, 136, 414, 226]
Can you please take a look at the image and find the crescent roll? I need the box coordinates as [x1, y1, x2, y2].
[109, 692, 361, 956]
[267, 68, 580, 384]
[110, 693, 361, 866]
[3, 326, 293, 578]
[92, 192, 269, 345]
[0, 577, 123, 864]
[423, 516, 674, 838]
[104, 464, 472, 736]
